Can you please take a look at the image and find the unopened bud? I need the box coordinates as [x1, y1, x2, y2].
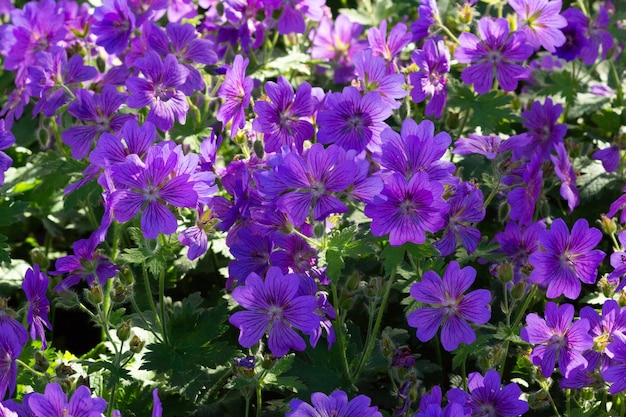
[253, 139, 264, 159]
[458, 2, 473, 24]
[600, 214, 618, 236]
[497, 262, 514, 283]
[117, 321, 131, 341]
[34, 351, 50, 373]
[510, 282, 526, 300]
[120, 265, 134, 285]
[129, 335, 144, 353]
[55, 363, 76, 378]
[30, 249, 49, 270]
[619, 290, 626, 307]
[345, 272, 361, 292]
[87, 285, 103, 305]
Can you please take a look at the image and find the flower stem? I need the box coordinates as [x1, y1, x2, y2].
[352, 268, 397, 383]
[331, 282, 352, 382]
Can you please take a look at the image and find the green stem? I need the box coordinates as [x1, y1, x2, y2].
[330, 282, 351, 382]
[576, 0, 588, 16]
[16, 359, 47, 377]
[158, 268, 169, 345]
[547, 389, 563, 417]
[609, 59, 624, 106]
[142, 262, 163, 337]
[483, 160, 503, 207]
[255, 383, 262, 417]
[499, 285, 537, 377]
[352, 269, 397, 383]
[245, 392, 251, 417]
[129, 294, 163, 343]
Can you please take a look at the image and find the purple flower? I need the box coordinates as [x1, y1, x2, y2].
[452, 370, 529, 417]
[506, 153, 542, 226]
[529, 218, 605, 299]
[255, 144, 356, 227]
[367, 20, 411, 62]
[110, 145, 199, 239]
[581, 5, 614, 65]
[1, 0, 67, 74]
[410, 0, 439, 42]
[365, 172, 449, 246]
[22, 265, 52, 349]
[550, 141, 579, 213]
[92, 0, 136, 55]
[608, 231, 626, 290]
[521, 302, 593, 377]
[409, 39, 450, 118]
[126, 51, 189, 131]
[494, 221, 544, 283]
[353, 49, 407, 110]
[407, 261, 491, 351]
[317, 87, 392, 153]
[252, 76, 314, 153]
[28, 383, 107, 417]
[453, 133, 529, 160]
[513, 97, 567, 162]
[592, 146, 620, 173]
[228, 267, 320, 357]
[0, 120, 15, 186]
[275, 0, 325, 35]
[0, 314, 27, 400]
[553, 8, 590, 62]
[50, 238, 119, 291]
[63, 86, 135, 159]
[580, 300, 626, 373]
[604, 331, 626, 394]
[310, 15, 367, 84]
[509, 0, 566, 52]
[455, 17, 533, 94]
[147, 22, 218, 95]
[151, 389, 162, 417]
[90, 120, 156, 169]
[378, 119, 456, 184]
[216, 55, 254, 137]
[28, 47, 97, 117]
[286, 390, 382, 417]
[435, 182, 485, 257]
[228, 229, 274, 284]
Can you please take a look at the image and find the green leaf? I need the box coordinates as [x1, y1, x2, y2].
[381, 244, 405, 276]
[324, 249, 344, 283]
[447, 80, 520, 133]
[451, 334, 492, 370]
[0, 200, 28, 226]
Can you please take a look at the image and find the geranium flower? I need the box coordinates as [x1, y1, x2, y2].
[28, 383, 107, 417]
[229, 267, 320, 357]
[529, 218, 605, 299]
[126, 51, 189, 132]
[450, 370, 529, 417]
[216, 55, 254, 137]
[521, 302, 593, 377]
[365, 172, 449, 246]
[252, 76, 314, 153]
[410, 38, 450, 118]
[509, 0, 566, 52]
[407, 261, 491, 351]
[22, 265, 52, 349]
[455, 17, 533, 94]
[317, 87, 392, 153]
[287, 390, 382, 417]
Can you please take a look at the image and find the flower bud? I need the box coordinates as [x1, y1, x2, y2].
[129, 335, 144, 353]
[600, 214, 618, 236]
[55, 363, 76, 378]
[510, 282, 526, 300]
[86, 285, 103, 305]
[34, 351, 50, 373]
[619, 290, 626, 308]
[119, 265, 135, 285]
[497, 262, 514, 283]
[30, 249, 49, 270]
[117, 321, 131, 341]
[458, 2, 473, 24]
